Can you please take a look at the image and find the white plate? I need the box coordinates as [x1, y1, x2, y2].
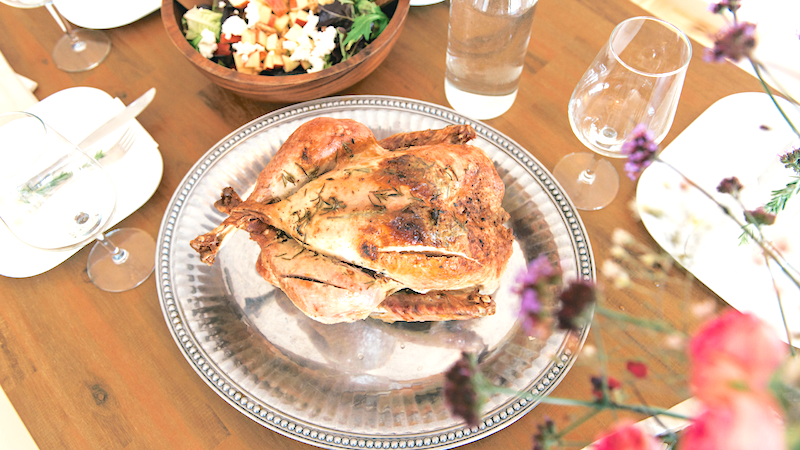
[52, 0, 160, 30]
[0, 87, 163, 278]
[636, 92, 800, 344]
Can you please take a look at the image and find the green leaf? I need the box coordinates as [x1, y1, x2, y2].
[343, 11, 389, 49]
[337, 29, 351, 61]
[355, 0, 381, 14]
[182, 6, 222, 46]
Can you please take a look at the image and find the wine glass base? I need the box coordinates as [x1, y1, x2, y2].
[552, 152, 620, 211]
[87, 228, 155, 292]
[52, 29, 111, 72]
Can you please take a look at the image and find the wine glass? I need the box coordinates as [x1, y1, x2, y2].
[0, 111, 155, 292]
[0, 0, 110, 72]
[553, 16, 692, 210]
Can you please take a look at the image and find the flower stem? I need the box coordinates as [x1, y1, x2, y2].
[596, 306, 680, 335]
[657, 158, 800, 348]
[536, 396, 692, 420]
[658, 158, 800, 291]
[557, 408, 602, 437]
[748, 58, 800, 139]
[591, 309, 612, 406]
[762, 252, 796, 354]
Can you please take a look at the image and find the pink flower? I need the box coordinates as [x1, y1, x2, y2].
[593, 420, 662, 450]
[679, 392, 784, 450]
[688, 310, 786, 403]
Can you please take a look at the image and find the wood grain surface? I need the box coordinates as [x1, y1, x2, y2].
[0, 1, 764, 449]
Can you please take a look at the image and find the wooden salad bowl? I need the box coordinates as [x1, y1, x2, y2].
[161, 0, 410, 103]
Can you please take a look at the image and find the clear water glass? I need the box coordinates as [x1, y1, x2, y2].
[445, 0, 539, 120]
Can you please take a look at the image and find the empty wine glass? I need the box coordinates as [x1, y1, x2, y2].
[0, 0, 110, 72]
[0, 111, 154, 292]
[553, 16, 692, 210]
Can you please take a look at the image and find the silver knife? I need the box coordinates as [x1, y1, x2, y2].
[23, 88, 156, 192]
[78, 87, 156, 149]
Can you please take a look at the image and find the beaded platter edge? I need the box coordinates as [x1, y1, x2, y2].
[156, 96, 595, 450]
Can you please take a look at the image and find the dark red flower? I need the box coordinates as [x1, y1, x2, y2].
[745, 207, 776, 226]
[716, 177, 743, 195]
[556, 280, 596, 330]
[591, 376, 622, 401]
[443, 353, 481, 427]
[533, 418, 558, 450]
[626, 361, 649, 379]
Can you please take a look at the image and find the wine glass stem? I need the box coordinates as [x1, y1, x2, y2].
[95, 233, 130, 265]
[44, 2, 85, 51]
[577, 155, 601, 186]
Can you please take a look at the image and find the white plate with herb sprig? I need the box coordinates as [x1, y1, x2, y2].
[0, 87, 162, 278]
[636, 92, 800, 345]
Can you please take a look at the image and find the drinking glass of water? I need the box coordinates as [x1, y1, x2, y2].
[445, 0, 539, 120]
[553, 16, 692, 210]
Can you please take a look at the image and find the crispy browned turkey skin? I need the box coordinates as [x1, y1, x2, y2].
[191, 117, 513, 324]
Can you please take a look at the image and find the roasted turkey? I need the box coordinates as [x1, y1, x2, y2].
[191, 117, 514, 324]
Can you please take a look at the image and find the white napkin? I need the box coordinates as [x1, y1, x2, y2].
[0, 50, 38, 114]
[0, 387, 38, 450]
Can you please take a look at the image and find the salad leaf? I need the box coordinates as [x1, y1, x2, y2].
[182, 6, 223, 47]
[342, 0, 388, 50]
[355, 0, 383, 15]
[318, 0, 355, 29]
[343, 13, 388, 49]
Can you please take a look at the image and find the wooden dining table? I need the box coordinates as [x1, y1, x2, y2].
[0, 0, 767, 448]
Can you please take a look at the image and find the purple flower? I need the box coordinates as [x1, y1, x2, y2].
[717, 176, 743, 195]
[443, 353, 480, 427]
[709, 0, 740, 14]
[556, 280, 596, 330]
[780, 146, 800, 173]
[704, 22, 757, 63]
[745, 207, 776, 226]
[621, 124, 659, 181]
[515, 255, 562, 336]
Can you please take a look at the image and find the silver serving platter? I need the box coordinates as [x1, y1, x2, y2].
[157, 96, 595, 449]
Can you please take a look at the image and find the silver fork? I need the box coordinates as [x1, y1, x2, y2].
[95, 125, 137, 166]
[24, 126, 138, 192]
